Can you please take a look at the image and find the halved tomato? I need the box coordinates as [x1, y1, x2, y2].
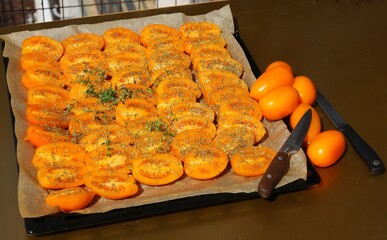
[62, 62, 108, 86]
[79, 123, 134, 152]
[230, 146, 276, 177]
[140, 24, 181, 47]
[191, 44, 231, 69]
[146, 36, 184, 52]
[195, 56, 244, 77]
[116, 84, 156, 105]
[132, 153, 183, 186]
[22, 35, 64, 60]
[68, 112, 109, 138]
[20, 52, 60, 71]
[170, 102, 215, 122]
[171, 129, 214, 160]
[25, 125, 72, 147]
[206, 86, 250, 109]
[26, 105, 70, 128]
[37, 161, 87, 189]
[149, 65, 192, 88]
[85, 144, 141, 173]
[212, 126, 255, 156]
[146, 49, 191, 73]
[115, 98, 156, 125]
[110, 67, 150, 88]
[219, 96, 262, 120]
[32, 142, 86, 169]
[156, 87, 197, 106]
[62, 33, 104, 53]
[102, 27, 140, 45]
[179, 22, 222, 39]
[103, 41, 146, 57]
[183, 145, 228, 180]
[46, 187, 95, 212]
[133, 131, 173, 156]
[217, 114, 266, 143]
[170, 115, 217, 137]
[85, 170, 139, 200]
[125, 116, 171, 137]
[59, 49, 106, 72]
[182, 35, 226, 55]
[155, 77, 201, 98]
[21, 66, 67, 90]
[106, 52, 147, 76]
[27, 85, 70, 109]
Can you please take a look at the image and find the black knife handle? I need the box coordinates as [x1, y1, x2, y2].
[338, 124, 385, 175]
[258, 151, 290, 198]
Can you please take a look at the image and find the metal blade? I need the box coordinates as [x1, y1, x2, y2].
[316, 90, 346, 128]
[281, 109, 312, 153]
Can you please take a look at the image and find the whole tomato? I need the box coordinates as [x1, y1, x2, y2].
[307, 130, 346, 167]
[258, 86, 299, 121]
[250, 66, 294, 101]
[290, 103, 321, 145]
[292, 76, 317, 105]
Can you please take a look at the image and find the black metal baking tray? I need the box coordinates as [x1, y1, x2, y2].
[1, 26, 321, 237]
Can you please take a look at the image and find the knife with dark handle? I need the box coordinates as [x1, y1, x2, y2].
[316, 90, 385, 175]
[258, 109, 312, 198]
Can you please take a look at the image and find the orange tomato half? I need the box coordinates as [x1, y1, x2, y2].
[231, 146, 276, 177]
[85, 170, 139, 200]
[132, 154, 184, 186]
[46, 187, 95, 212]
[183, 145, 229, 180]
[290, 103, 321, 145]
[258, 86, 299, 121]
[292, 75, 317, 105]
[307, 130, 346, 167]
[250, 66, 294, 101]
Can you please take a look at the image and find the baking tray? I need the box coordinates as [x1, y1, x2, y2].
[0, 23, 321, 237]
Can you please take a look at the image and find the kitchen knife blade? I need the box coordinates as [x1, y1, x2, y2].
[316, 90, 385, 175]
[258, 109, 312, 199]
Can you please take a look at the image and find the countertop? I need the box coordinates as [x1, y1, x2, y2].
[1, 0, 386, 239]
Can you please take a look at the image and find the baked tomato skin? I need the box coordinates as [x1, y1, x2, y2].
[183, 145, 229, 180]
[84, 170, 139, 200]
[258, 86, 299, 121]
[250, 66, 294, 101]
[230, 146, 276, 177]
[26, 105, 70, 128]
[32, 142, 86, 169]
[25, 125, 72, 147]
[27, 85, 70, 109]
[307, 130, 346, 167]
[22, 35, 64, 60]
[37, 162, 87, 189]
[132, 153, 183, 186]
[46, 187, 95, 212]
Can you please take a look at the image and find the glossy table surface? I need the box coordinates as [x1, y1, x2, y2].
[1, 1, 386, 239]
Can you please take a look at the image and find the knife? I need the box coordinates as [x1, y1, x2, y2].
[316, 90, 385, 175]
[258, 109, 312, 199]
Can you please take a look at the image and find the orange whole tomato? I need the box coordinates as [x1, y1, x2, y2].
[292, 76, 317, 105]
[265, 60, 293, 73]
[250, 65, 294, 101]
[290, 103, 321, 145]
[307, 130, 346, 167]
[258, 86, 299, 121]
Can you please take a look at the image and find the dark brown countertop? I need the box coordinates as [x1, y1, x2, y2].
[1, 1, 386, 239]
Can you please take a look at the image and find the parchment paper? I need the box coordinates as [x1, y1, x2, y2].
[1, 5, 307, 218]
